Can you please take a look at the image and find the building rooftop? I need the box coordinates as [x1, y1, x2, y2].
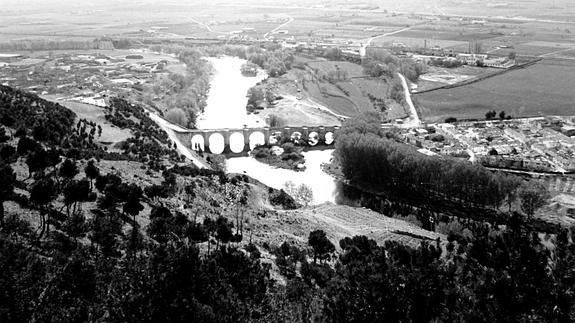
[0, 54, 22, 58]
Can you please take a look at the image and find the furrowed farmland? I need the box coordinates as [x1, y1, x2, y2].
[414, 59, 575, 122]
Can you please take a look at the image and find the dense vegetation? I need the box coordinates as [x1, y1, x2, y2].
[0, 84, 76, 145]
[105, 97, 184, 169]
[252, 142, 306, 171]
[2, 85, 575, 322]
[146, 45, 212, 128]
[145, 43, 294, 128]
[334, 113, 549, 216]
[363, 48, 426, 82]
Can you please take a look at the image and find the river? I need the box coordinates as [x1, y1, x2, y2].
[199, 56, 339, 205]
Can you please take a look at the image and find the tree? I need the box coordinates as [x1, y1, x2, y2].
[0, 115, 15, 140]
[215, 216, 234, 248]
[147, 206, 175, 243]
[30, 177, 57, 236]
[283, 181, 297, 196]
[323, 47, 342, 61]
[26, 148, 49, 178]
[84, 160, 100, 189]
[17, 137, 39, 156]
[268, 114, 285, 127]
[485, 110, 497, 120]
[63, 211, 87, 243]
[63, 179, 92, 217]
[501, 176, 522, 212]
[247, 87, 265, 106]
[295, 184, 313, 206]
[123, 184, 144, 227]
[90, 209, 123, 257]
[0, 145, 16, 163]
[499, 111, 506, 120]
[508, 51, 516, 60]
[59, 159, 79, 181]
[165, 108, 189, 127]
[518, 182, 550, 217]
[0, 163, 16, 227]
[308, 230, 335, 263]
[0, 128, 9, 143]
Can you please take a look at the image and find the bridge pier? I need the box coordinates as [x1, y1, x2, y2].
[201, 130, 211, 154]
[301, 127, 309, 140]
[317, 126, 326, 145]
[223, 130, 231, 154]
[281, 127, 291, 143]
[175, 125, 339, 155]
[243, 128, 251, 152]
[264, 127, 271, 146]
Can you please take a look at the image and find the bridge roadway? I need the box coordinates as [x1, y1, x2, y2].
[173, 125, 340, 155]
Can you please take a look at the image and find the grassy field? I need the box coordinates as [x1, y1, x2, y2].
[416, 65, 500, 92]
[414, 59, 575, 122]
[302, 59, 406, 118]
[43, 96, 133, 144]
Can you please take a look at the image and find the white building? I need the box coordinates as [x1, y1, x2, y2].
[456, 53, 488, 65]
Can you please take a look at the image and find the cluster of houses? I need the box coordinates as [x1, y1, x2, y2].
[422, 118, 575, 173]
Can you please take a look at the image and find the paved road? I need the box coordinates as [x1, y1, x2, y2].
[189, 17, 227, 35]
[148, 112, 210, 169]
[360, 27, 412, 57]
[264, 16, 294, 40]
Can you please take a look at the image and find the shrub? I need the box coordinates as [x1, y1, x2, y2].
[165, 108, 189, 127]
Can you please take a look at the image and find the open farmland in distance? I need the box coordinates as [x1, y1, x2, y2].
[414, 59, 575, 122]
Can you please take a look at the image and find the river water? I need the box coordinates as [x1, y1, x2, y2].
[199, 56, 339, 205]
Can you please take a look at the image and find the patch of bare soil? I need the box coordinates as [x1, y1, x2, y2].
[257, 95, 342, 127]
[248, 204, 445, 251]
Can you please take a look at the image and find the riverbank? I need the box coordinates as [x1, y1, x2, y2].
[196, 56, 268, 129]
[252, 144, 306, 171]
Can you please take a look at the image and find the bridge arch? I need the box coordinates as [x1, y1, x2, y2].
[325, 132, 334, 145]
[208, 133, 225, 154]
[191, 134, 205, 152]
[290, 131, 302, 143]
[229, 132, 245, 153]
[175, 125, 340, 155]
[249, 131, 265, 150]
[269, 131, 282, 145]
[308, 131, 319, 146]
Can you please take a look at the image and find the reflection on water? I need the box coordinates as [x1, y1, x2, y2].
[227, 150, 339, 205]
[196, 56, 267, 130]
[199, 56, 340, 205]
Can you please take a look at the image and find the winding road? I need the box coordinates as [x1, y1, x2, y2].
[264, 16, 294, 40]
[359, 27, 412, 57]
[189, 17, 227, 35]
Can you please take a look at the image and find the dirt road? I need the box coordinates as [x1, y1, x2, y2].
[264, 16, 294, 40]
[360, 27, 412, 57]
[397, 73, 421, 128]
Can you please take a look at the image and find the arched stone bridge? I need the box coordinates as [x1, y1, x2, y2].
[174, 126, 340, 155]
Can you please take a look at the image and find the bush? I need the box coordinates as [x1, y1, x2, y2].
[268, 114, 285, 127]
[165, 108, 189, 127]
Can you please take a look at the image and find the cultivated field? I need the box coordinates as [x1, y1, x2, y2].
[294, 58, 407, 119]
[414, 59, 575, 122]
[416, 65, 499, 92]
